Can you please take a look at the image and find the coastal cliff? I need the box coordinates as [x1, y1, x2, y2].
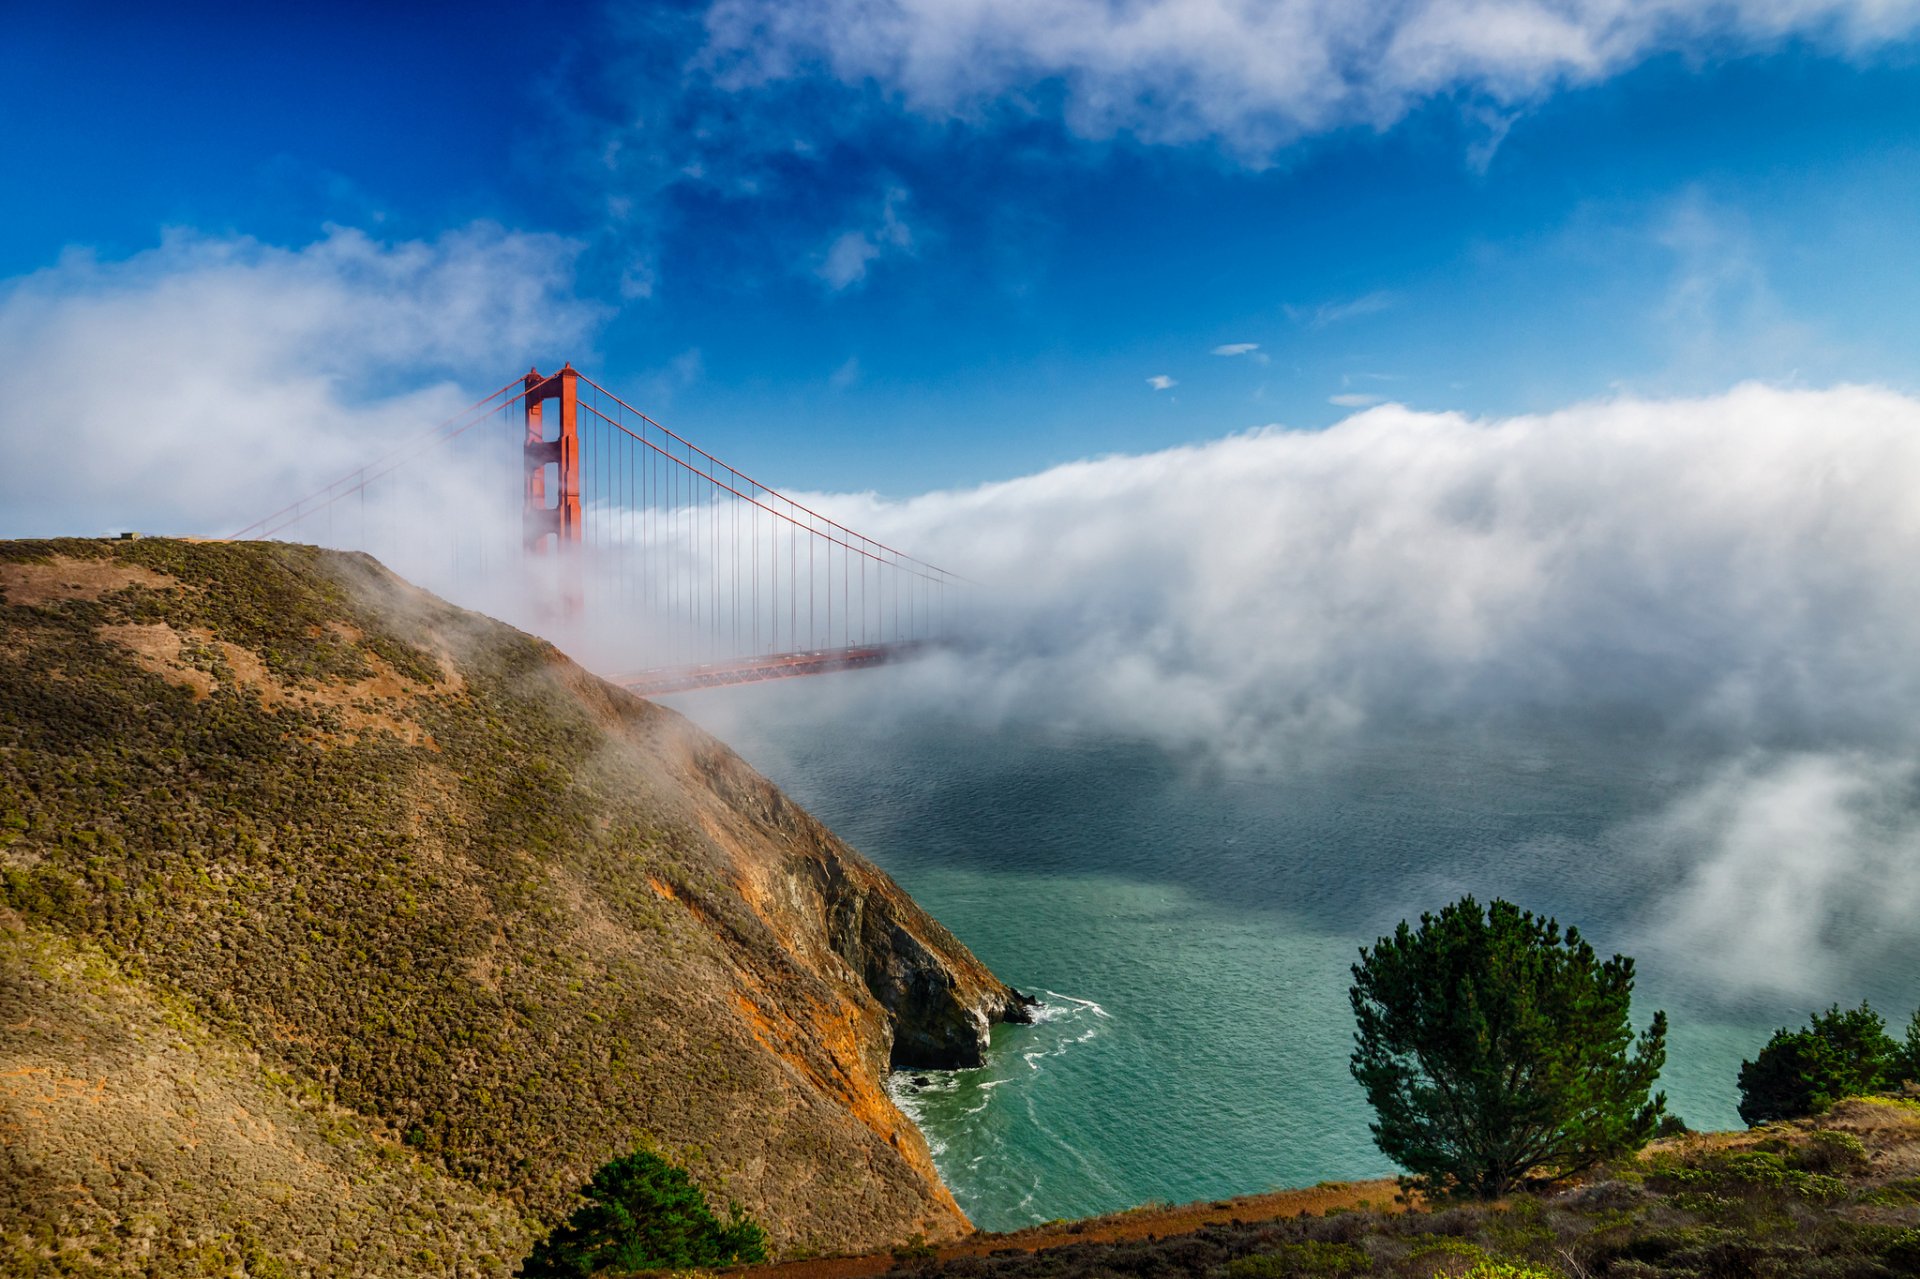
[0, 538, 1026, 1276]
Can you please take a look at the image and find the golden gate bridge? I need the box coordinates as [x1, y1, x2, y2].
[232, 365, 964, 695]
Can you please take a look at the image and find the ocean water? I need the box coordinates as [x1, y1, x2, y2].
[667, 677, 1916, 1232]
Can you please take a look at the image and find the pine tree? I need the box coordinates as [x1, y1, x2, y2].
[519, 1150, 769, 1277]
[1737, 1002, 1902, 1126]
[1349, 896, 1667, 1198]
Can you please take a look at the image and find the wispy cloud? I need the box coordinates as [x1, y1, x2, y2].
[1147, 374, 1177, 391]
[816, 188, 915, 290]
[1651, 189, 1824, 389]
[1286, 291, 1396, 329]
[1628, 752, 1920, 998]
[1329, 393, 1385, 408]
[830, 356, 862, 389]
[1212, 343, 1259, 356]
[697, 1, 1920, 160]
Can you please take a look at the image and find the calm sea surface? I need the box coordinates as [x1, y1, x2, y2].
[667, 676, 1913, 1232]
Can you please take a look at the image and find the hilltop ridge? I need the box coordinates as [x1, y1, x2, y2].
[0, 537, 1027, 1276]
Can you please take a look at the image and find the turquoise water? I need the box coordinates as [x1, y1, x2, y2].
[668, 679, 1914, 1232]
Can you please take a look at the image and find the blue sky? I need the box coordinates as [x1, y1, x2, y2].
[4, 0, 1919, 503]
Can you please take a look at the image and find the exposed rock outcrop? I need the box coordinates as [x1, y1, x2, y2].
[817, 849, 1035, 1069]
[664, 728, 1033, 1072]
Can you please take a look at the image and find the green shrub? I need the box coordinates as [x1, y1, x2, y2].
[892, 1232, 936, 1264]
[1880, 1228, 1920, 1270]
[1404, 1235, 1490, 1276]
[517, 1150, 767, 1276]
[1223, 1240, 1371, 1277]
[1788, 1130, 1869, 1176]
[1652, 1149, 1847, 1204]
[1897, 1009, 1920, 1085]
[1737, 1003, 1900, 1125]
[1652, 1114, 1690, 1138]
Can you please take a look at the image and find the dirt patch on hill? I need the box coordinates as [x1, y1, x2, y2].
[95, 619, 444, 746]
[0, 556, 177, 607]
[740, 1180, 1411, 1279]
[95, 622, 217, 699]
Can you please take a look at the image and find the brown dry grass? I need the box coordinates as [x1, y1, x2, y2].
[742, 1180, 1410, 1279]
[0, 557, 176, 607]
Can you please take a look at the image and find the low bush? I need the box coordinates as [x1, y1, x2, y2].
[1788, 1129, 1870, 1176]
[1224, 1240, 1371, 1277]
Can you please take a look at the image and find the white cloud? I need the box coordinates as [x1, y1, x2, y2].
[1329, 392, 1385, 407]
[830, 355, 863, 389]
[700, 1, 1920, 157]
[819, 232, 884, 290]
[1147, 374, 1178, 390]
[815, 188, 915, 290]
[815, 382, 1920, 757]
[0, 225, 600, 538]
[1212, 342, 1260, 356]
[1286, 291, 1396, 329]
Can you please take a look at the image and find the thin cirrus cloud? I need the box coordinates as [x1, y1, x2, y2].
[1147, 374, 1178, 390]
[696, 0, 1920, 158]
[1285, 290, 1396, 329]
[1329, 392, 1385, 407]
[1211, 343, 1259, 356]
[815, 190, 915, 290]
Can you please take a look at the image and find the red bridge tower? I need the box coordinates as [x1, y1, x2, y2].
[522, 364, 582, 551]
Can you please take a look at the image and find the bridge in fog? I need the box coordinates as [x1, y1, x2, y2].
[234, 365, 962, 694]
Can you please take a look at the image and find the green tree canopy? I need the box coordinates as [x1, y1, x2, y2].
[1349, 896, 1667, 1198]
[1901, 1009, 1920, 1084]
[1737, 1002, 1902, 1126]
[519, 1149, 768, 1277]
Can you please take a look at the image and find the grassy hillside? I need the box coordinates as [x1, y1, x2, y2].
[0, 537, 1024, 1277]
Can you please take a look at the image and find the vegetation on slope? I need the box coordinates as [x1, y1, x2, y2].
[0, 537, 1016, 1276]
[863, 1098, 1920, 1279]
[1, 910, 524, 1277]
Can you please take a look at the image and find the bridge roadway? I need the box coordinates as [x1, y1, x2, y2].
[615, 640, 930, 696]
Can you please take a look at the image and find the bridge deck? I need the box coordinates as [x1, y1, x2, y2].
[616, 641, 930, 696]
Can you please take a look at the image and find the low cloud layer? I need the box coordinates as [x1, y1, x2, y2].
[821, 384, 1920, 759]
[1623, 751, 1920, 999]
[701, 0, 1920, 157]
[759, 383, 1920, 999]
